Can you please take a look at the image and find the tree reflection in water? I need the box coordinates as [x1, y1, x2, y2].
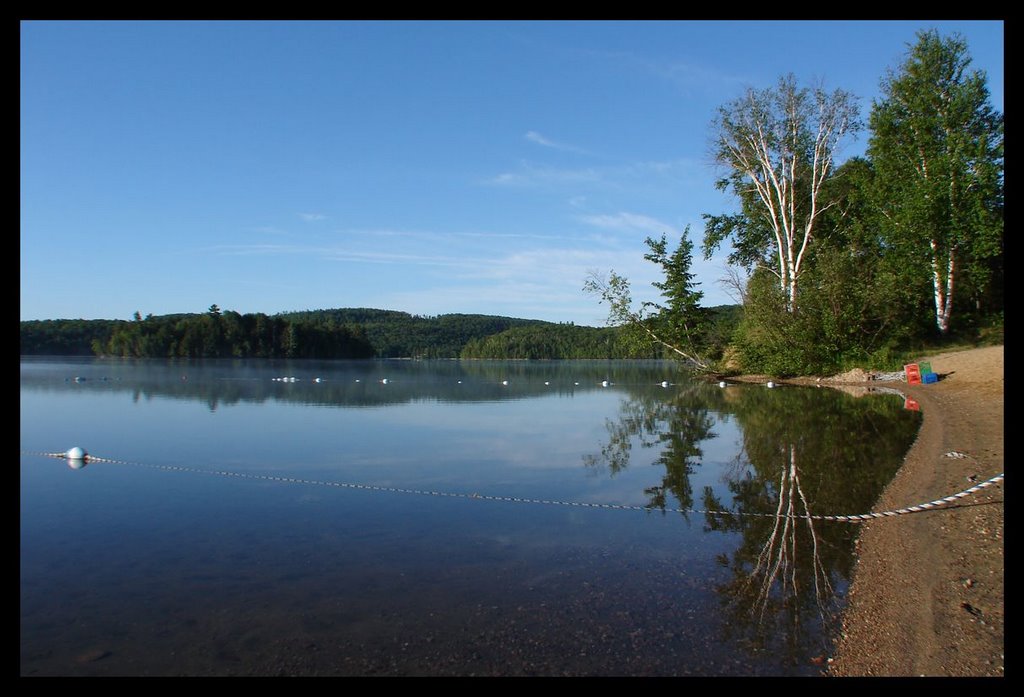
[584, 380, 921, 663]
[704, 445, 838, 659]
[583, 383, 717, 515]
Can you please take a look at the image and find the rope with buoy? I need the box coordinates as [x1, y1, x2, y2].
[23, 448, 1003, 524]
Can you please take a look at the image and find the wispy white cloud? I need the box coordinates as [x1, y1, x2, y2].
[557, 43, 750, 96]
[525, 130, 558, 148]
[320, 249, 485, 268]
[484, 157, 709, 192]
[524, 130, 592, 155]
[503, 31, 750, 95]
[209, 243, 482, 269]
[483, 162, 604, 188]
[577, 211, 675, 236]
[205, 229, 738, 325]
[649, 58, 749, 94]
[375, 245, 667, 325]
[333, 227, 579, 243]
[299, 212, 327, 222]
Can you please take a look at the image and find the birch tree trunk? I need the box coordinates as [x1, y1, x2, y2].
[869, 30, 1002, 337]
[930, 241, 956, 334]
[708, 75, 860, 313]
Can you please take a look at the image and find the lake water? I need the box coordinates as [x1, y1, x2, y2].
[20, 357, 922, 676]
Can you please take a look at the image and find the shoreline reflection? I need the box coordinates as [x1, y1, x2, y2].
[584, 382, 922, 664]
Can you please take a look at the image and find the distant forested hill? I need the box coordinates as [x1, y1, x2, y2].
[20, 319, 129, 356]
[21, 304, 743, 360]
[20, 309, 374, 359]
[460, 323, 642, 359]
[278, 308, 548, 358]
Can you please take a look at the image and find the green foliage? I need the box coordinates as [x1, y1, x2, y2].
[24, 307, 669, 362]
[697, 48, 999, 374]
[731, 271, 822, 376]
[585, 227, 714, 369]
[279, 308, 546, 358]
[702, 304, 743, 362]
[459, 324, 645, 359]
[642, 231, 711, 350]
[28, 308, 377, 360]
[717, 34, 1003, 374]
[20, 319, 129, 356]
[704, 74, 861, 312]
[732, 253, 933, 377]
[868, 30, 1003, 334]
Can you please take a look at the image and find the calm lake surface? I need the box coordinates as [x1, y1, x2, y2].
[21, 357, 922, 676]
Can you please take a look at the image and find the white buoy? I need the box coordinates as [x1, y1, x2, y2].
[574, 382, 579, 386]
[766, 381, 775, 389]
[381, 378, 389, 385]
[661, 381, 670, 388]
[314, 377, 322, 383]
[457, 380, 462, 384]
[66, 446, 87, 460]
[355, 379, 361, 383]
[719, 381, 727, 388]
[601, 380, 609, 387]
[501, 380, 509, 386]
[544, 381, 550, 386]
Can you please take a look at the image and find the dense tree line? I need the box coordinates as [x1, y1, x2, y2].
[21, 306, 375, 359]
[278, 308, 548, 358]
[22, 304, 744, 361]
[592, 30, 1002, 376]
[20, 318, 129, 356]
[728, 31, 1002, 375]
[459, 306, 742, 360]
[459, 323, 636, 359]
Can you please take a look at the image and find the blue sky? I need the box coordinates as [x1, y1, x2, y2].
[20, 20, 1004, 325]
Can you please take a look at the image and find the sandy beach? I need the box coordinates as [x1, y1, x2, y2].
[791, 345, 1004, 676]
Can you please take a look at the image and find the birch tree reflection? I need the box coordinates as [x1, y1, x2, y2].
[703, 385, 921, 660]
[703, 445, 840, 660]
[584, 381, 921, 664]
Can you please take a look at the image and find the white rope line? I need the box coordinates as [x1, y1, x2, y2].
[23, 450, 1003, 524]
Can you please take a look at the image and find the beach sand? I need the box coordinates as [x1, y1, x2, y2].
[801, 345, 1003, 676]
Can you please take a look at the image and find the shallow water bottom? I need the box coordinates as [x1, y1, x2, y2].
[21, 537, 787, 677]
[20, 472, 805, 677]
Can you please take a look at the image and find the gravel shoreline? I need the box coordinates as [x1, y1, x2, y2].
[743, 345, 1004, 676]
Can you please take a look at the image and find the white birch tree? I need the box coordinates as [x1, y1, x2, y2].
[703, 75, 860, 313]
[868, 31, 1003, 335]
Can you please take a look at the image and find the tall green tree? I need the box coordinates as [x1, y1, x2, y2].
[642, 231, 711, 358]
[868, 30, 1003, 335]
[584, 226, 711, 370]
[801, 157, 932, 359]
[703, 74, 861, 313]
